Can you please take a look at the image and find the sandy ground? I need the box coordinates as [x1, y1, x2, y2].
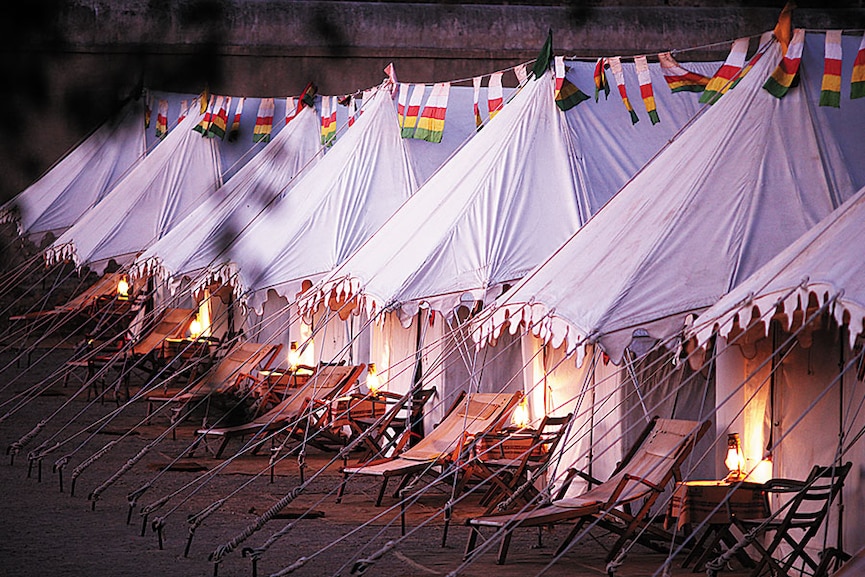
[0, 336, 758, 577]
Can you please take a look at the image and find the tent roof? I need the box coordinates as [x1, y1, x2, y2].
[475, 31, 865, 365]
[301, 57, 716, 325]
[0, 98, 146, 244]
[130, 105, 322, 289]
[220, 86, 420, 313]
[44, 107, 223, 274]
[690, 183, 865, 349]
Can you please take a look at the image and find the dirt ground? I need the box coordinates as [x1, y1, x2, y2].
[0, 335, 758, 577]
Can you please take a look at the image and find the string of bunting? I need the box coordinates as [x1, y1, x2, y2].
[146, 25, 865, 144]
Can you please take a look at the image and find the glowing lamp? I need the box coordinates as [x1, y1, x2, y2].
[511, 398, 530, 429]
[116, 277, 130, 300]
[189, 317, 203, 339]
[366, 363, 381, 396]
[724, 433, 746, 482]
[287, 341, 300, 372]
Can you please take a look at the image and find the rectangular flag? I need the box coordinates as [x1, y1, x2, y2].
[488, 72, 504, 119]
[608, 56, 639, 124]
[285, 97, 296, 125]
[155, 99, 168, 138]
[554, 56, 589, 111]
[700, 37, 750, 104]
[472, 76, 483, 127]
[634, 55, 659, 124]
[728, 31, 774, 91]
[593, 58, 610, 101]
[514, 64, 528, 85]
[658, 52, 709, 93]
[228, 97, 244, 142]
[853, 33, 865, 99]
[194, 94, 215, 134]
[413, 82, 450, 143]
[347, 96, 358, 127]
[401, 84, 424, 138]
[205, 96, 229, 139]
[320, 95, 337, 146]
[253, 98, 275, 143]
[820, 30, 843, 107]
[763, 28, 805, 98]
[396, 83, 409, 128]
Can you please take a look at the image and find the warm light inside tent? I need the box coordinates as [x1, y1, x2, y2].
[189, 317, 203, 339]
[366, 363, 381, 395]
[749, 458, 773, 484]
[116, 277, 130, 300]
[724, 432, 746, 482]
[288, 341, 300, 371]
[511, 398, 530, 429]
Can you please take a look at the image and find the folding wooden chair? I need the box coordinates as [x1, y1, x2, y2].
[732, 461, 852, 577]
[193, 364, 366, 458]
[464, 417, 710, 565]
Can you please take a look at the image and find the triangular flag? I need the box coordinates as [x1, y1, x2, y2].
[554, 56, 589, 111]
[773, 2, 795, 57]
[532, 29, 553, 79]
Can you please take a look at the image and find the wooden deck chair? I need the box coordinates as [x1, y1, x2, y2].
[346, 387, 438, 463]
[193, 363, 366, 458]
[732, 461, 852, 577]
[470, 412, 574, 515]
[144, 341, 282, 425]
[464, 417, 710, 565]
[335, 391, 522, 507]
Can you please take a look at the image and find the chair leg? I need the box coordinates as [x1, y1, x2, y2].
[375, 477, 389, 507]
[496, 529, 513, 565]
[464, 526, 480, 560]
[336, 471, 348, 504]
[555, 518, 588, 558]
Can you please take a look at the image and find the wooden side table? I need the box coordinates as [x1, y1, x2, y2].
[667, 480, 769, 572]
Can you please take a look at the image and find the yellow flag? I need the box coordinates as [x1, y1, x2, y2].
[199, 87, 209, 114]
[773, 2, 795, 56]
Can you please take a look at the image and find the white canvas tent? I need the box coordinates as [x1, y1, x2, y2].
[43, 106, 224, 275]
[0, 98, 147, 245]
[686, 183, 865, 558]
[130, 105, 323, 291]
[475, 31, 865, 368]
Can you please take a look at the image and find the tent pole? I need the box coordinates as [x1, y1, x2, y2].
[837, 323, 846, 556]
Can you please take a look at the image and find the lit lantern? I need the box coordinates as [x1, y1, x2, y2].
[512, 397, 530, 429]
[287, 341, 300, 372]
[724, 432, 746, 482]
[366, 363, 381, 396]
[189, 316, 203, 339]
[116, 277, 130, 300]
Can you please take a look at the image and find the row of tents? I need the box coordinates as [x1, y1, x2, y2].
[2, 22, 865, 575]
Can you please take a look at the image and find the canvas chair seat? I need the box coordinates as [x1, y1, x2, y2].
[464, 417, 710, 565]
[192, 364, 365, 458]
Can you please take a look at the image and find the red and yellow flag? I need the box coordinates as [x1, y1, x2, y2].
[320, 95, 337, 146]
[205, 96, 229, 139]
[144, 91, 152, 129]
[228, 97, 244, 142]
[819, 30, 843, 108]
[253, 98, 275, 143]
[608, 56, 639, 124]
[700, 37, 750, 104]
[764, 28, 805, 98]
[658, 52, 709, 93]
[593, 57, 609, 101]
[472, 76, 483, 127]
[413, 82, 450, 143]
[852, 33, 865, 99]
[155, 99, 168, 138]
[401, 84, 424, 138]
[554, 56, 589, 111]
[488, 72, 504, 119]
[634, 55, 659, 124]
[194, 94, 215, 134]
